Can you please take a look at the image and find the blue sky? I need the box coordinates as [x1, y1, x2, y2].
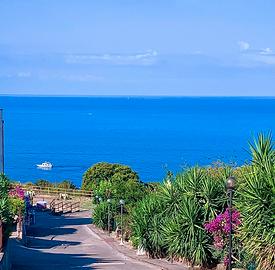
[0, 0, 275, 96]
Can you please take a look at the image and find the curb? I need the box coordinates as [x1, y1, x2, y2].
[86, 225, 189, 270]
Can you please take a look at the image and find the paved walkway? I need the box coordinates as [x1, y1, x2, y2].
[88, 225, 188, 270]
[11, 211, 158, 270]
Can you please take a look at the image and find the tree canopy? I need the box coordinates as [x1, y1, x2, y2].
[82, 162, 139, 191]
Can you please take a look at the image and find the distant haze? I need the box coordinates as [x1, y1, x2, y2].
[0, 1, 275, 96]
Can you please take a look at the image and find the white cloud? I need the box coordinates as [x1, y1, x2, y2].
[237, 42, 275, 66]
[64, 50, 158, 66]
[238, 41, 250, 51]
[260, 47, 273, 55]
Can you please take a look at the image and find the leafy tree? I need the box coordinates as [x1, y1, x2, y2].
[57, 180, 76, 189]
[82, 162, 139, 191]
[35, 179, 54, 187]
[88, 163, 147, 234]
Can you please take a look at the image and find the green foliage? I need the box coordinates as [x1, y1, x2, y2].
[57, 180, 77, 189]
[237, 133, 275, 270]
[35, 179, 54, 187]
[0, 173, 10, 198]
[0, 197, 11, 223]
[9, 197, 25, 216]
[249, 132, 275, 175]
[131, 194, 167, 258]
[89, 134, 274, 269]
[89, 163, 148, 235]
[131, 167, 227, 266]
[93, 201, 116, 231]
[0, 174, 11, 223]
[162, 197, 212, 265]
[82, 162, 139, 191]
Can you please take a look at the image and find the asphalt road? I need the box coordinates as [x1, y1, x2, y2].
[11, 210, 158, 270]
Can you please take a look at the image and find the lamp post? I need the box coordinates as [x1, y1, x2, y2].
[107, 198, 111, 234]
[226, 176, 235, 270]
[119, 199, 125, 245]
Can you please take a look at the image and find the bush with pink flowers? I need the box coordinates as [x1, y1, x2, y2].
[204, 208, 243, 267]
[9, 185, 25, 200]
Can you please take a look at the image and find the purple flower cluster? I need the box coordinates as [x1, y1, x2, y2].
[204, 208, 241, 265]
[204, 208, 241, 236]
[9, 185, 25, 200]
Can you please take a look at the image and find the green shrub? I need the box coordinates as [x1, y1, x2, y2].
[9, 197, 25, 216]
[93, 201, 116, 231]
[131, 167, 229, 266]
[82, 162, 139, 191]
[57, 180, 77, 189]
[0, 197, 11, 223]
[35, 179, 54, 187]
[88, 163, 148, 232]
[0, 173, 10, 198]
[237, 134, 275, 270]
[131, 194, 167, 258]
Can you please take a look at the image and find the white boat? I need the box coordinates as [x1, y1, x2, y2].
[36, 161, 53, 169]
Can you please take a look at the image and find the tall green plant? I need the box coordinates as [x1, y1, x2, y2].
[162, 197, 212, 265]
[237, 134, 275, 270]
[131, 194, 167, 258]
[131, 167, 228, 266]
[0, 173, 10, 198]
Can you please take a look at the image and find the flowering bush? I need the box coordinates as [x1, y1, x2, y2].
[204, 208, 241, 265]
[8, 185, 26, 217]
[9, 185, 25, 199]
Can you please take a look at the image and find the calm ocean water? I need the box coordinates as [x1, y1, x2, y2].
[0, 96, 274, 187]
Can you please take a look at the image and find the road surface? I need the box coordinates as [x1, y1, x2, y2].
[11, 210, 158, 270]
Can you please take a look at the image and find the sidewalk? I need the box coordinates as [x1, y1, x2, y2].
[87, 224, 191, 270]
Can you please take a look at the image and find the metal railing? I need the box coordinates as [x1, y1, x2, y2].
[14, 184, 93, 198]
[50, 199, 81, 214]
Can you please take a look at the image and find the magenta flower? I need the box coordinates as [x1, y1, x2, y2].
[223, 255, 229, 266]
[204, 208, 241, 263]
[9, 185, 25, 200]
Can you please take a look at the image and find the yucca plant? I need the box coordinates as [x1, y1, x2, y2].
[249, 132, 275, 176]
[162, 196, 212, 266]
[237, 133, 275, 270]
[92, 201, 116, 230]
[131, 194, 167, 258]
[156, 179, 182, 218]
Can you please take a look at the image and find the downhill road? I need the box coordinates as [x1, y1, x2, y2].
[11, 210, 158, 270]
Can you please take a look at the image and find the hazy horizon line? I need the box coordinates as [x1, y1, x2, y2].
[0, 94, 275, 99]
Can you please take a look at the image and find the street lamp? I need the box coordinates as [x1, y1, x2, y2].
[107, 198, 111, 234]
[226, 176, 235, 270]
[119, 199, 125, 245]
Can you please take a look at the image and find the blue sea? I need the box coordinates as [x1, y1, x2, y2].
[1, 96, 275, 187]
